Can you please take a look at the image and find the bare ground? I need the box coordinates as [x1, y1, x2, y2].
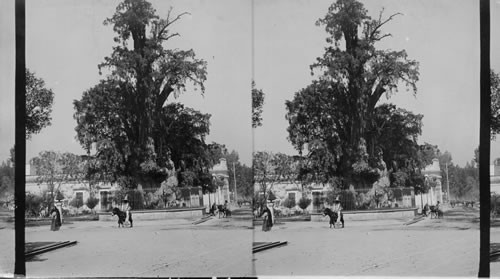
[22, 207, 253, 277]
[254, 206, 500, 277]
[1, 206, 500, 277]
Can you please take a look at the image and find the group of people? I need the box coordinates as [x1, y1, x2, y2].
[48, 195, 133, 231]
[422, 201, 442, 217]
[259, 197, 344, 231]
[208, 200, 230, 216]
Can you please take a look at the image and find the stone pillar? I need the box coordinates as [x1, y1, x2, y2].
[435, 180, 443, 204]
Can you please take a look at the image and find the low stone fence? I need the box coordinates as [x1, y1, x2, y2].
[98, 207, 206, 221]
[311, 207, 418, 222]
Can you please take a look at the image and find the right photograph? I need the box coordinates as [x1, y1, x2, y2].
[252, 0, 499, 276]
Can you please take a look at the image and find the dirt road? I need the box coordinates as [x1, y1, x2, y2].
[254, 207, 498, 277]
[2, 206, 500, 276]
[24, 208, 253, 277]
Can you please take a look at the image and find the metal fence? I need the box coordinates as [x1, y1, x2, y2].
[105, 186, 204, 211]
[315, 187, 415, 212]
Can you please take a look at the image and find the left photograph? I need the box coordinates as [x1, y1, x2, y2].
[5, 0, 253, 277]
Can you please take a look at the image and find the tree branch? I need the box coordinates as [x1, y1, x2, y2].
[369, 12, 402, 41]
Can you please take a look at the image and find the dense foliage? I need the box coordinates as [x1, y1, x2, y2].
[491, 70, 500, 139]
[286, 0, 421, 189]
[73, 0, 217, 191]
[26, 68, 54, 139]
[252, 81, 265, 128]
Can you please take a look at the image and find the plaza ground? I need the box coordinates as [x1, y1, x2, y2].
[1, 206, 500, 276]
[254, 206, 500, 277]
[2, 207, 253, 277]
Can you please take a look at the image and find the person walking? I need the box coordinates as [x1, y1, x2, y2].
[121, 196, 131, 226]
[332, 197, 344, 228]
[50, 205, 62, 231]
[260, 202, 274, 232]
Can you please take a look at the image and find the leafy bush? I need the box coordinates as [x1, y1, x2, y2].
[26, 193, 43, 217]
[86, 196, 99, 212]
[298, 197, 311, 211]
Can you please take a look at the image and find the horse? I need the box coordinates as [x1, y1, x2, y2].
[217, 205, 231, 218]
[111, 207, 133, 228]
[323, 208, 344, 228]
[429, 205, 443, 219]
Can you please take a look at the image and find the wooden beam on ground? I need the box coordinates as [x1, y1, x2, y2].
[25, 241, 77, 258]
[252, 241, 288, 253]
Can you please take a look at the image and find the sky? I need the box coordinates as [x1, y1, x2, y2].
[0, 0, 253, 166]
[0, 0, 499, 168]
[253, 0, 500, 167]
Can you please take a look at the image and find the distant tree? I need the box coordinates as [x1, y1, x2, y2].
[224, 150, 253, 200]
[253, 151, 294, 201]
[26, 68, 54, 139]
[447, 160, 479, 201]
[297, 197, 311, 212]
[286, 0, 419, 189]
[0, 161, 14, 207]
[73, 0, 207, 191]
[438, 150, 453, 195]
[86, 196, 99, 214]
[252, 81, 265, 128]
[30, 151, 85, 211]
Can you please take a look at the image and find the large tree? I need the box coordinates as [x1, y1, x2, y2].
[26, 68, 54, 139]
[73, 0, 208, 190]
[286, 0, 419, 189]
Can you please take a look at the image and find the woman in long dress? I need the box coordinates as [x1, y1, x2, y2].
[261, 204, 273, 232]
[50, 206, 62, 231]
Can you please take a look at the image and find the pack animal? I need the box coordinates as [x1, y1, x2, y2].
[429, 205, 443, 219]
[323, 208, 344, 228]
[217, 204, 231, 218]
[111, 207, 133, 228]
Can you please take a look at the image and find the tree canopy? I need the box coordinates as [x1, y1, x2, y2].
[0, 160, 14, 206]
[26, 68, 54, 139]
[286, 0, 419, 189]
[491, 69, 500, 139]
[252, 81, 265, 128]
[73, 0, 209, 190]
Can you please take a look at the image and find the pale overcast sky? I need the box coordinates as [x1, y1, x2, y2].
[253, 0, 500, 167]
[0, 0, 253, 165]
[0, 0, 499, 168]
